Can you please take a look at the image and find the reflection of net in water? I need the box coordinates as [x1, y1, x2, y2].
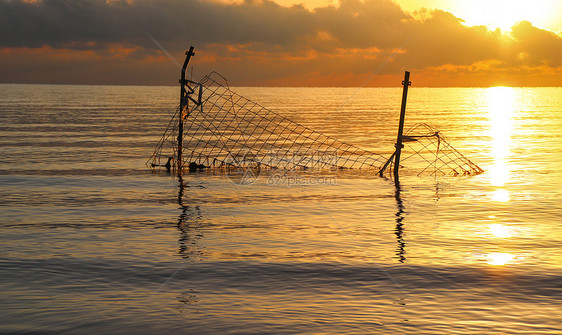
[147, 72, 483, 177]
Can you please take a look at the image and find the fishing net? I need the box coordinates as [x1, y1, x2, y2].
[391, 123, 484, 177]
[147, 72, 483, 178]
[148, 72, 386, 172]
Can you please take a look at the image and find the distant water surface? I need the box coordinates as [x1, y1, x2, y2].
[0, 84, 561, 334]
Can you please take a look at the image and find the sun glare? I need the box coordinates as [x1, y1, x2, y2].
[450, 0, 560, 31]
[490, 224, 511, 238]
[396, 0, 562, 32]
[487, 252, 514, 265]
[491, 189, 510, 202]
[487, 87, 514, 188]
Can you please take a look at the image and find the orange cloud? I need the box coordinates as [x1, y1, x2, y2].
[0, 0, 561, 86]
[0, 45, 178, 85]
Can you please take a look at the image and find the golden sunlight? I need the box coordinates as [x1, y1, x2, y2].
[487, 86, 514, 187]
[489, 224, 511, 238]
[491, 189, 510, 202]
[452, 0, 559, 31]
[487, 252, 514, 265]
[396, 0, 562, 32]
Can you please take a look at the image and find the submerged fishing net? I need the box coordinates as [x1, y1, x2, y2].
[147, 72, 483, 177]
[391, 123, 484, 177]
[148, 72, 386, 172]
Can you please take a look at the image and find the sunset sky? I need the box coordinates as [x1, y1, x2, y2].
[1, 0, 561, 86]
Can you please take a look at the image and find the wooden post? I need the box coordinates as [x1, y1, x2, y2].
[177, 46, 195, 174]
[393, 71, 411, 182]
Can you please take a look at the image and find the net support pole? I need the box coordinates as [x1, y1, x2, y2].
[177, 46, 195, 174]
[393, 71, 411, 182]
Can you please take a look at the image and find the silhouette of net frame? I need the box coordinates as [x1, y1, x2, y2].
[147, 73, 483, 177]
[148, 72, 387, 172]
[397, 123, 484, 176]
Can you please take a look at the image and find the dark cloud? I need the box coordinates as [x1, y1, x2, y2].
[0, 0, 560, 85]
[511, 20, 562, 67]
[0, 0, 319, 50]
[403, 10, 503, 67]
[0, 0, 420, 52]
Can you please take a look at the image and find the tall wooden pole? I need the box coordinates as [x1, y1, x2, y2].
[177, 46, 195, 175]
[393, 71, 411, 182]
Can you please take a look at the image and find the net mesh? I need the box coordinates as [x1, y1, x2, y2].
[398, 123, 484, 176]
[147, 72, 483, 177]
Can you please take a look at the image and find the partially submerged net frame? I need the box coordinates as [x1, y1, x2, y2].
[148, 72, 387, 172]
[397, 123, 484, 176]
[147, 72, 483, 178]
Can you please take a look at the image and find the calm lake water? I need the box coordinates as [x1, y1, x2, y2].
[1, 84, 561, 334]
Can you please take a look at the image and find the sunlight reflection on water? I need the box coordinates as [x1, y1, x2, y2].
[491, 188, 510, 202]
[489, 224, 511, 238]
[0, 85, 561, 334]
[487, 86, 515, 188]
[487, 252, 515, 265]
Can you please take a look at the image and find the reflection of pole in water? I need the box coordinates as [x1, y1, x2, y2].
[175, 175, 204, 313]
[394, 182, 406, 263]
[176, 175, 203, 260]
[393, 183, 408, 324]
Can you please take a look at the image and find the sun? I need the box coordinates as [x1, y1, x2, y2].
[396, 0, 561, 32]
[452, 0, 560, 31]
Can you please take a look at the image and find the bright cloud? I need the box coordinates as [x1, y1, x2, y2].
[0, 0, 560, 86]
